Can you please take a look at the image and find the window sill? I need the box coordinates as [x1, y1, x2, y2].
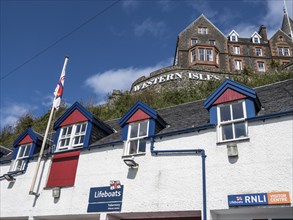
[54, 147, 83, 154]
[122, 153, 146, 158]
[217, 137, 250, 145]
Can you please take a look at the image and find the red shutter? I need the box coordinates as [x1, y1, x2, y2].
[46, 151, 80, 188]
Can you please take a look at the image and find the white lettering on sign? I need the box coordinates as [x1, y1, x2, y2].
[94, 190, 121, 198]
[244, 195, 266, 203]
[133, 72, 220, 92]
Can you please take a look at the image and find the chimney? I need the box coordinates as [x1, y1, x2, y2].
[258, 25, 268, 41]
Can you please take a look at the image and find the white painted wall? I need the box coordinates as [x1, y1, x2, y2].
[0, 115, 292, 220]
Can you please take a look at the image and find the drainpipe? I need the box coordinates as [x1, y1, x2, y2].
[150, 137, 207, 220]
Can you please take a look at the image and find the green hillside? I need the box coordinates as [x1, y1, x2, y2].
[1, 68, 292, 149]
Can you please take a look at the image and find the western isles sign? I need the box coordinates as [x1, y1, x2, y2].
[87, 181, 123, 212]
[132, 71, 221, 92]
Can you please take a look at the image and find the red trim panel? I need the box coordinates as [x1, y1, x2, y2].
[127, 109, 151, 123]
[60, 109, 88, 127]
[46, 151, 80, 188]
[18, 135, 33, 145]
[213, 88, 246, 105]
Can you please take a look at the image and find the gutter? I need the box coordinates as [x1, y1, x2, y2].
[150, 136, 207, 220]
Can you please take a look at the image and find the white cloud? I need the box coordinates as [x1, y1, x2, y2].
[121, 0, 140, 13]
[0, 103, 36, 129]
[134, 18, 167, 37]
[84, 58, 173, 103]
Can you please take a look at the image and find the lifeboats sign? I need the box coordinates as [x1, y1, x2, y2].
[132, 72, 221, 92]
[87, 181, 123, 212]
[228, 192, 291, 207]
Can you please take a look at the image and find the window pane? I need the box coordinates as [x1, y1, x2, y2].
[199, 49, 205, 61]
[74, 137, 79, 145]
[129, 140, 138, 154]
[76, 124, 81, 134]
[130, 123, 139, 138]
[138, 139, 146, 153]
[67, 126, 72, 135]
[139, 121, 148, 137]
[232, 102, 244, 119]
[222, 124, 233, 140]
[62, 128, 67, 136]
[235, 122, 247, 138]
[81, 124, 86, 132]
[80, 135, 84, 144]
[220, 105, 231, 122]
[24, 145, 32, 157]
[65, 138, 70, 146]
[15, 160, 24, 171]
[18, 147, 25, 158]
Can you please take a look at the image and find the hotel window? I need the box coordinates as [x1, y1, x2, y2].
[124, 120, 149, 156]
[57, 122, 87, 151]
[198, 27, 208, 34]
[256, 47, 262, 56]
[234, 46, 240, 54]
[209, 40, 216, 45]
[10, 144, 32, 172]
[199, 48, 205, 61]
[278, 47, 290, 56]
[235, 60, 242, 70]
[217, 101, 247, 142]
[231, 35, 237, 42]
[198, 48, 213, 61]
[191, 38, 198, 46]
[191, 49, 196, 62]
[257, 62, 265, 72]
[253, 36, 260, 43]
[206, 49, 213, 61]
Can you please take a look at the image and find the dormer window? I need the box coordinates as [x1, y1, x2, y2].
[124, 120, 149, 156]
[251, 32, 261, 43]
[229, 30, 239, 42]
[217, 101, 247, 142]
[10, 144, 32, 172]
[57, 122, 87, 151]
[253, 37, 260, 43]
[204, 79, 261, 144]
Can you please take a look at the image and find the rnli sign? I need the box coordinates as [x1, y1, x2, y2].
[228, 192, 291, 207]
[87, 181, 123, 212]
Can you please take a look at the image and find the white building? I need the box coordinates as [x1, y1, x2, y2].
[0, 79, 292, 220]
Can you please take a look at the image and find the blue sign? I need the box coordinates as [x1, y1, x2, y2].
[228, 193, 268, 207]
[87, 185, 124, 212]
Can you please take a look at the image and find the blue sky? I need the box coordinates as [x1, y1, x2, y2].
[0, 0, 292, 130]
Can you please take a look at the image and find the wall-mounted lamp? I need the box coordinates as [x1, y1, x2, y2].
[123, 157, 139, 168]
[52, 187, 61, 199]
[227, 143, 238, 157]
[3, 174, 15, 182]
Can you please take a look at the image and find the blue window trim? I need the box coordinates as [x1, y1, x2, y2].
[53, 102, 114, 150]
[204, 79, 261, 112]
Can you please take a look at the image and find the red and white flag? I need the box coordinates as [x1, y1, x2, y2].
[53, 56, 69, 110]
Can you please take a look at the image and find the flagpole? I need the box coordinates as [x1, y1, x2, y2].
[29, 56, 69, 195]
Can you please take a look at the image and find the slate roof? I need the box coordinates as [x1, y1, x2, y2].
[90, 79, 293, 147]
[1, 79, 292, 156]
[281, 14, 293, 37]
